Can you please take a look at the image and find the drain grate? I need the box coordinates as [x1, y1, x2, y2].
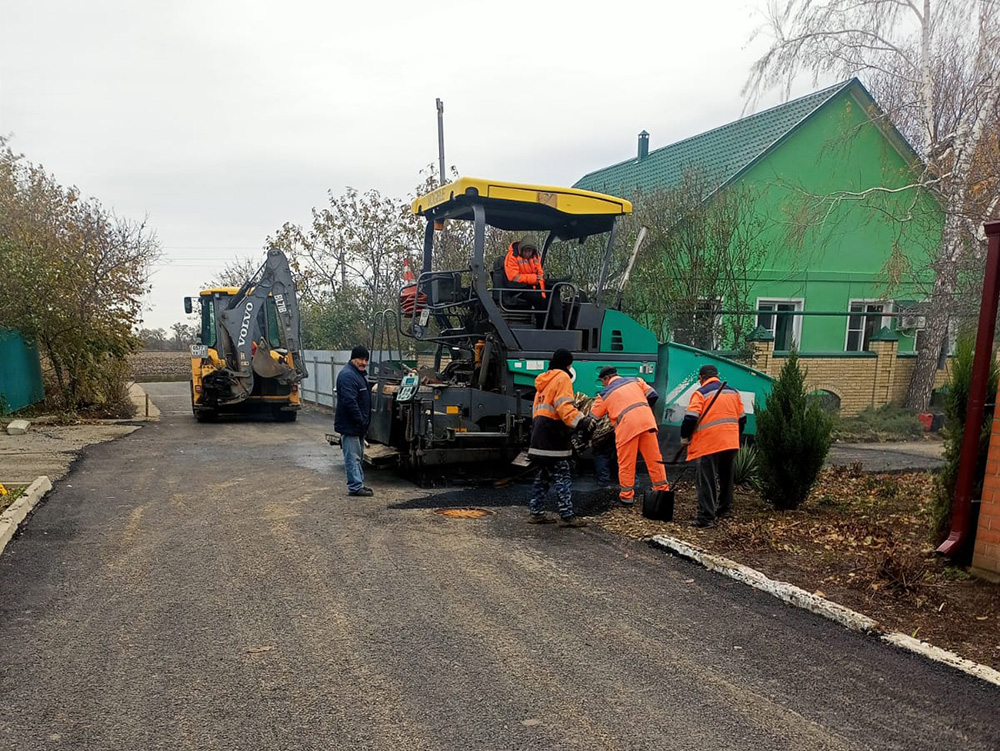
[433, 508, 493, 519]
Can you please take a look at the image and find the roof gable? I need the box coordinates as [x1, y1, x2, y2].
[574, 80, 861, 195]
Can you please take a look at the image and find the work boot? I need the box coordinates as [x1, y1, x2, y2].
[559, 515, 588, 528]
[528, 513, 556, 524]
[688, 518, 715, 528]
[619, 496, 635, 506]
[349, 487, 374, 497]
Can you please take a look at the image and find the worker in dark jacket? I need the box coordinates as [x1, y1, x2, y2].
[527, 348, 593, 526]
[335, 345, 373, 497]
[681, 365, 746, 527]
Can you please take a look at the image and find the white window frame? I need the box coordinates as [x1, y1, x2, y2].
[755, 298, 804, 350]
[845, 299, 893, 352]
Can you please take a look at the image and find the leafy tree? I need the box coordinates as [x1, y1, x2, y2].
[625, 174, 769, 352]
[300, 288, 370, 349]
[0, 137, 160, 414]
[138, 328, 168, 351]
[745, 0, 1000, 409]
[170, 323, 196, 350]
[755, 350, 834, 509]
[931, 333, 998, 542]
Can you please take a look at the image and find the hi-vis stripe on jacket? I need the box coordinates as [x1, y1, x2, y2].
[590, 376, 658, 447]
[529, 368, 583, 459]
[681, 377, 745, 460]
[504, 244, 547, 297]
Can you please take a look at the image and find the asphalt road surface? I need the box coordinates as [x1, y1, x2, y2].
[0, 382, 995, 750]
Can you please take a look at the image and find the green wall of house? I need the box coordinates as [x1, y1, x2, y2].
[732, 89, 943, 352]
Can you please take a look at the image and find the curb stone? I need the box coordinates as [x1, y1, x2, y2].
[0, 476, 53, 558]
[650, 534, 1000, 688]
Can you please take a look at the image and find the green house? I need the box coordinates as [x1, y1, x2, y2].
[574, 78, 943, 355]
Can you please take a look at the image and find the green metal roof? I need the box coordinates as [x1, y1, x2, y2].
[574, 80, 856, 196]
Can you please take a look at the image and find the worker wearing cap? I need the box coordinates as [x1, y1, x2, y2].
[681, 364, 746, 527]
[527, 348, 593, 527]
[590, 366, 670, 505]
[503, 239, 563, 328]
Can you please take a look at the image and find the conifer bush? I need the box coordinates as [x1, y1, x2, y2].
[755, 350, 833, 510]
[931, 334, 998, 541]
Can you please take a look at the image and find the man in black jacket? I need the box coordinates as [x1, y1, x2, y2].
[335, 345, 373, 496]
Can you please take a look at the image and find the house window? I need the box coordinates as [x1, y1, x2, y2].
[756, 299, 803, 350]
[846, 300, 891, 351]
[674, 297, 722, 350]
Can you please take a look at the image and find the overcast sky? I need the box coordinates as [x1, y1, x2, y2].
[1, 0, 831, 332]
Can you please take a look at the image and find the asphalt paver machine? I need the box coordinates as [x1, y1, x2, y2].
[367, 177, 658, 472]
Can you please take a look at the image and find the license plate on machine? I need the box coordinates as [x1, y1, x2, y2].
[190, 344, 208, 358]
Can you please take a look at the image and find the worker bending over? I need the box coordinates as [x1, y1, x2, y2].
[590, 366, 670, 505]
[681, 365, 745, 527]
[503, 239, 563, 328]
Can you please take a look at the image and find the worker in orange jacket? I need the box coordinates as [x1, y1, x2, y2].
[590, 366, 670, 505]
[503, 239, 563, 328]
[681, 364, 746, 527]
[527, 348, 593, 527]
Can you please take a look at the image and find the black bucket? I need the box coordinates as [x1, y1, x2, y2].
[642, 488, 675, 522]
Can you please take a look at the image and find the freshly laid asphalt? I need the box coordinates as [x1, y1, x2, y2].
[0, 382, 994, 750]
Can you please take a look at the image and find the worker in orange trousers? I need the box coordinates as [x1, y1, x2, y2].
[590, 366, 670, 505]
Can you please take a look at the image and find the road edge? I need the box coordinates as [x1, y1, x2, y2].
[0, 476, 53, 557]
[650, 533, 1000, 688]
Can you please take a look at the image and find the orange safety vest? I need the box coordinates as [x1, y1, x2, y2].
[685, 377, 744, 460]
[590, 376, 658, 446]
[529, 368, 584, 458]
[504, 244, 546, 297]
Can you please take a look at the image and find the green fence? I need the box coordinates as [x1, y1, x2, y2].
[0, 330, 44, 412]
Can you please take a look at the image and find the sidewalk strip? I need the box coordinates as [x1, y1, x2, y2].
[650, 534, 1000, 687]
[0, 476, 52, 558]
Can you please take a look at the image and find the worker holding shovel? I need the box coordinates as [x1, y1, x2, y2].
[681, 365, 746, 527]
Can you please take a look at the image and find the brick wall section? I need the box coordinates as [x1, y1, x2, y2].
[752, 340, 952, 417]
[128, 351, 191, 381]
[972, 415, 1000, 577]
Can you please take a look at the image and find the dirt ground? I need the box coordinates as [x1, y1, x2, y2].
[596, 466, 1000, 669]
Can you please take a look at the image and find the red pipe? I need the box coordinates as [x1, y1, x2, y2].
[938, 221, 1000, 557]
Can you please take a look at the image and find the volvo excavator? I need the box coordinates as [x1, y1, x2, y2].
[366, 177, 658, 471]
[184, 248, 308, 422]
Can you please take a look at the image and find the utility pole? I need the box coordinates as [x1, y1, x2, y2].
[436, 98, 447, 187]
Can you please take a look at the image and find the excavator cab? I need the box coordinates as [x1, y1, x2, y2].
[367, 178, 658, 472]
[186, 249, 307, 422]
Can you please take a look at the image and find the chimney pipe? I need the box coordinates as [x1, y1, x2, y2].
[638, 130, 649, 160]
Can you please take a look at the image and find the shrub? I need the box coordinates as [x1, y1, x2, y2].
[930, 334, 998, 542]
[733, 443, 761, 490]
[755, 350, 833, 510]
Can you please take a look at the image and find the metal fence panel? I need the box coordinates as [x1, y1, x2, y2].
[299, 350, 397, 410]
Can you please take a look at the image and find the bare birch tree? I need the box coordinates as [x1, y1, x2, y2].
[745, 0, 1000, 409]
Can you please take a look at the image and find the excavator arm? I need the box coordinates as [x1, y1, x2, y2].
[215, 248, 307, 402]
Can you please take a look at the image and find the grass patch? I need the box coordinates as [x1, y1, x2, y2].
[0, 484, 26, 515]
[833, 404, 928, 443]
